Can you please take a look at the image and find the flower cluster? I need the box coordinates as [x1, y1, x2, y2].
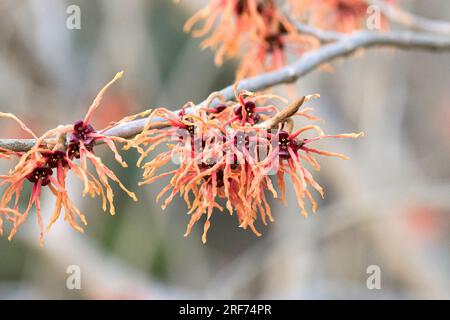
[184, 0, 392, 78]
[293, 0, 392, 32]
[0, 72, 137, 245]
[0, 74, 364, 245]
[184, 0, 317, 79]
[129, 87, 364, 243]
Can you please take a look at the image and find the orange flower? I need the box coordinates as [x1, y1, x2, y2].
[237, 8, 318, 78]
[1, 147, 73, 245]
[293, 0, 392, 32]
[210, 84, 285, 126]
[251, 94, 364, 216]
[65, 71, 137, 215]
[133, 88, 364, 242]
[256, 128, 364, 217]
[185, 0, 317, 78]
[184, 0, 266, 66]
[0, 72, 137, 245]
[131, 91, 280, 241]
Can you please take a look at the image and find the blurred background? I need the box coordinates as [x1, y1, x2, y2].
[0, 0, 449, 299]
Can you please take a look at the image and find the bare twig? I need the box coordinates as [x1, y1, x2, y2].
[255, 97, 306, 130]
[293, 21, 343, 43]
[1, 30, 450, 152]
[367, 0, 450, 35]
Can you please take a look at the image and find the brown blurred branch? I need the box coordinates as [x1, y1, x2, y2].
[255, 97, 306, 130]
[1, 30, 450, 152]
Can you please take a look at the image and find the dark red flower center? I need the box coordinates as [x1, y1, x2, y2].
[277, 131, 303, 159]
[234, 132, 251, 150]
[234, 101, 260, 124]
[26, 167, 53, 186]
[265, 33, 285, 52]
[186, 124, 195, 136]
[215, 170, 224, 187]
[68, 142, 93, 159]
[71, 120, 95, 142]
[235, 0, 266, 16]
[176, 123, 196, 143]
[200, 164, 226, 188]
[211, 104, 227, 114]
[43, 150, 68, 168]
[68, 120, 96, 159]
